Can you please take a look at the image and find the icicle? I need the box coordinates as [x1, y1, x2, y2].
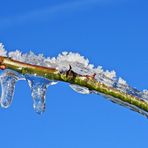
[69, 84, 90, 94]
[25, 74, 58, 114]
[0, 70, 21, 108]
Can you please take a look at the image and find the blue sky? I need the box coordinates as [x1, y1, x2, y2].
[0, 0, 148, 147]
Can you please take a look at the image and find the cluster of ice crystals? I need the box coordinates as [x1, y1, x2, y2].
[142, 90, 148, 100]
[3, 47, 117, 82]
[143, 90, 148, 95]
[0, 43, 7, 57]
[104, 70, 116, 79]
[44, 52, 94, 75]
[118, 77, 127, 85]
[8, 50, 46, 66]
[8, 50, 22, 61]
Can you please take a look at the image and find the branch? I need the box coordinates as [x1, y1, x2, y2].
[0, 56, 148, 117]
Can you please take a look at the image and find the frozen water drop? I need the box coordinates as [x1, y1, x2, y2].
[25, 74, 58, 114]
[69, 84, 90, 94]
[0, 70, 20, 108]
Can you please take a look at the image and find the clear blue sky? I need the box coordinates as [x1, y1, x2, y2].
[0, 0, 148, 147]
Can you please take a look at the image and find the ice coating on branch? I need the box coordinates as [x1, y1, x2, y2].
[0, 43, 146, 94]
[0, 70, 20, 108]
[7, 50, 118, 85]
[1, 43, 148, 117]
[25, 74, 58, 114]
[69, 84, 91, 94]
[8, 50, 94, 75]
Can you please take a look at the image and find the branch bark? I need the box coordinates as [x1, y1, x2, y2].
[0, 56, 148, 117]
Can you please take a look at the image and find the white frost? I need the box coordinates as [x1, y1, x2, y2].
[143, 90, 148, 95]
[104, 70, 116, 79]
[1, 42, 146, 99]
[118, 77, 127, 85]
[142, 90, 148, 100]
[0, 43, 7, 57]
[8, 50, 94, 75]
[45, 52, 94, 75]
[9, 50, 22, 61]
[0, 42, 123, 88]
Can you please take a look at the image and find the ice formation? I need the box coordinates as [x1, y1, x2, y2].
[0, 70, 22, 108]
[25, 74, 57, 114]
[0, 43, 7, 57]
[69, 84, 90, 94]
[0, 43, 148, 115]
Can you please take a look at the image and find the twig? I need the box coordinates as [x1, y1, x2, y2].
[0, 56, 148, 117]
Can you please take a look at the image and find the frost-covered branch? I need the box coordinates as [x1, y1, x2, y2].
[0, 43, 148, 117]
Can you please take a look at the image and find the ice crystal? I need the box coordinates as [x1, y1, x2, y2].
[118, 77, 127, 85]
[8, 50, 22, 61]
[142, 90, 148, 100]
[0, 43, 7, 57]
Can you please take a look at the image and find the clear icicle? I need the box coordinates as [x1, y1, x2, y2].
[0, 70, 20, 108]
[69, 84, 90, 94]
[25, 74, 58, 114]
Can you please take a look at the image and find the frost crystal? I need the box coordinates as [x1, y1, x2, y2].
[142, 90, 148, 100]
[44, 52, 94, 75]
[143, 90, 148, 95]
[118, 77, 127, 85]
[0, 43, 7, 57]
[9, 50, 22, 61]
[104, 70, 116, 79]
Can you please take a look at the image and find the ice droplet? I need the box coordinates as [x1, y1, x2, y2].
[0, 70, 20, 108]
[25, 74, 58, 114]
[69, 84, 90, 94]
